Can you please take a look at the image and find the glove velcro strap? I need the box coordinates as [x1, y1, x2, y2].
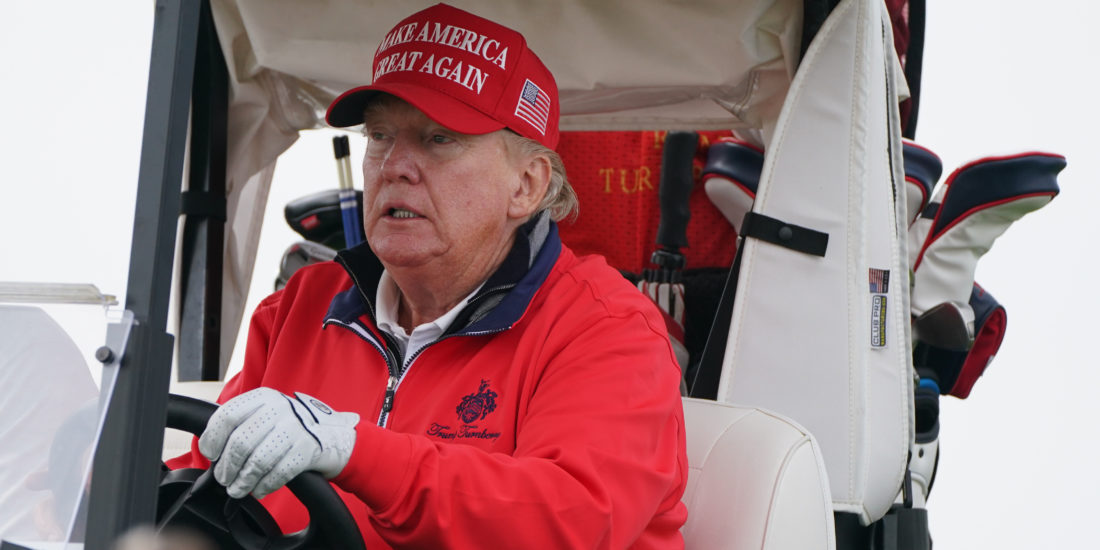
[286, 393, 324, 449]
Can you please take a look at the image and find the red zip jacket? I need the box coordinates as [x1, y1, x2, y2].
[171, 219, 688, 549]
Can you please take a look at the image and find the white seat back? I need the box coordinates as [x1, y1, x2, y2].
[681, 398, 835, 550]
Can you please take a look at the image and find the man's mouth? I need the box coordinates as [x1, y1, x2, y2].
[388, 208, 423, 219]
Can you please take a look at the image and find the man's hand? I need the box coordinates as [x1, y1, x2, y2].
[198, 387, 360, 499]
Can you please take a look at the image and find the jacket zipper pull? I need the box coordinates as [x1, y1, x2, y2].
[382, 375, 398, 413]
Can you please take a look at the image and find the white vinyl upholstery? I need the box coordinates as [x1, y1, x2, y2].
[715, 0, 913, 523]
[681, 398, 835, 550]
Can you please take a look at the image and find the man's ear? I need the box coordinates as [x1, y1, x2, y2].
[508, 152, 552, 220]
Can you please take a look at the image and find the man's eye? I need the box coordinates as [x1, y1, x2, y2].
[429, 134, 453, 144]
[368, 131, 389, 141]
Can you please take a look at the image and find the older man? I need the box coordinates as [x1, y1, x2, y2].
[178, 4, 688, 548]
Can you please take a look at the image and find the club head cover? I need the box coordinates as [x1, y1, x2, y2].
[275, 241, 338, 290]
[701, 137, 763, 233]
[910, 152, 1064, 325]
[913, 283, 1007, 398]
[902, 139, 942, 227]
[907, 195, 941, 271]
[913, 378, 941, 444]
[909, 376, 941, 502]
[284, 189, 366, 249]
[908, 438, 939, 504]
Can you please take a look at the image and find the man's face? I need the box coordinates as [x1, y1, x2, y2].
[360, 98, 531, 276]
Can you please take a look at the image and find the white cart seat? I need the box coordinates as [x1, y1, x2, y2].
[681, 398, 835, 550]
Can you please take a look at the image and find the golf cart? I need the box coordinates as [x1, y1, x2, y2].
[0, 0, 1065, 548]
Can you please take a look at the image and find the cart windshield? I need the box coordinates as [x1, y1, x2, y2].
[0, 285, 132, 549]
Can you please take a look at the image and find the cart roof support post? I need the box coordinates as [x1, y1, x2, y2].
[178, 0, 228, 382]
[85, 0, 201, 546]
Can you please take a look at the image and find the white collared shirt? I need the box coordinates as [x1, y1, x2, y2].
[374, 270, 482, 366]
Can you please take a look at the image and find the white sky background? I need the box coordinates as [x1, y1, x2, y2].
[1, 1, 1097, 548]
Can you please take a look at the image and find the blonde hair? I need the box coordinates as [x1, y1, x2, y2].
[501, 131, 578, 222]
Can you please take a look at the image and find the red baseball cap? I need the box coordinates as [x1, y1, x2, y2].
[326, 3, 560, 149]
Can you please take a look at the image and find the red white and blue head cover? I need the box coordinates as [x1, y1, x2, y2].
[326, 3, 560, 149]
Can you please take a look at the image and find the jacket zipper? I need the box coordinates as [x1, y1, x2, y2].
[380, 323, 512, 415]
[326, 283, 517, 427]
[375, 330, 404, 426]
[324, 318, 402, 427]
[377, 283, 517, 424]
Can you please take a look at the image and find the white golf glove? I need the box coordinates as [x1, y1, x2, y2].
[198, 387, 359, 500]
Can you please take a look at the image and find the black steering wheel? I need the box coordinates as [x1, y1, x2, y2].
[158, 393, 366, 550]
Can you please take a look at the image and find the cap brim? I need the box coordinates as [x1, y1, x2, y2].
[326, 82, 506, 136]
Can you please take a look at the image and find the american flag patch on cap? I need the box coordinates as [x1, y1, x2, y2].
[514, 79, 550, 135]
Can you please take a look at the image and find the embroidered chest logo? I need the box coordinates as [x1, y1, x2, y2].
[457, 379, 498, 423]
[425, 379, 502, 443]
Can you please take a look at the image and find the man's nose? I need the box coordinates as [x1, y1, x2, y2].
[379, 137, 421, 184]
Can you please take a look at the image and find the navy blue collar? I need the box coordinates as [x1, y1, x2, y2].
[327, 215, 561, 336]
